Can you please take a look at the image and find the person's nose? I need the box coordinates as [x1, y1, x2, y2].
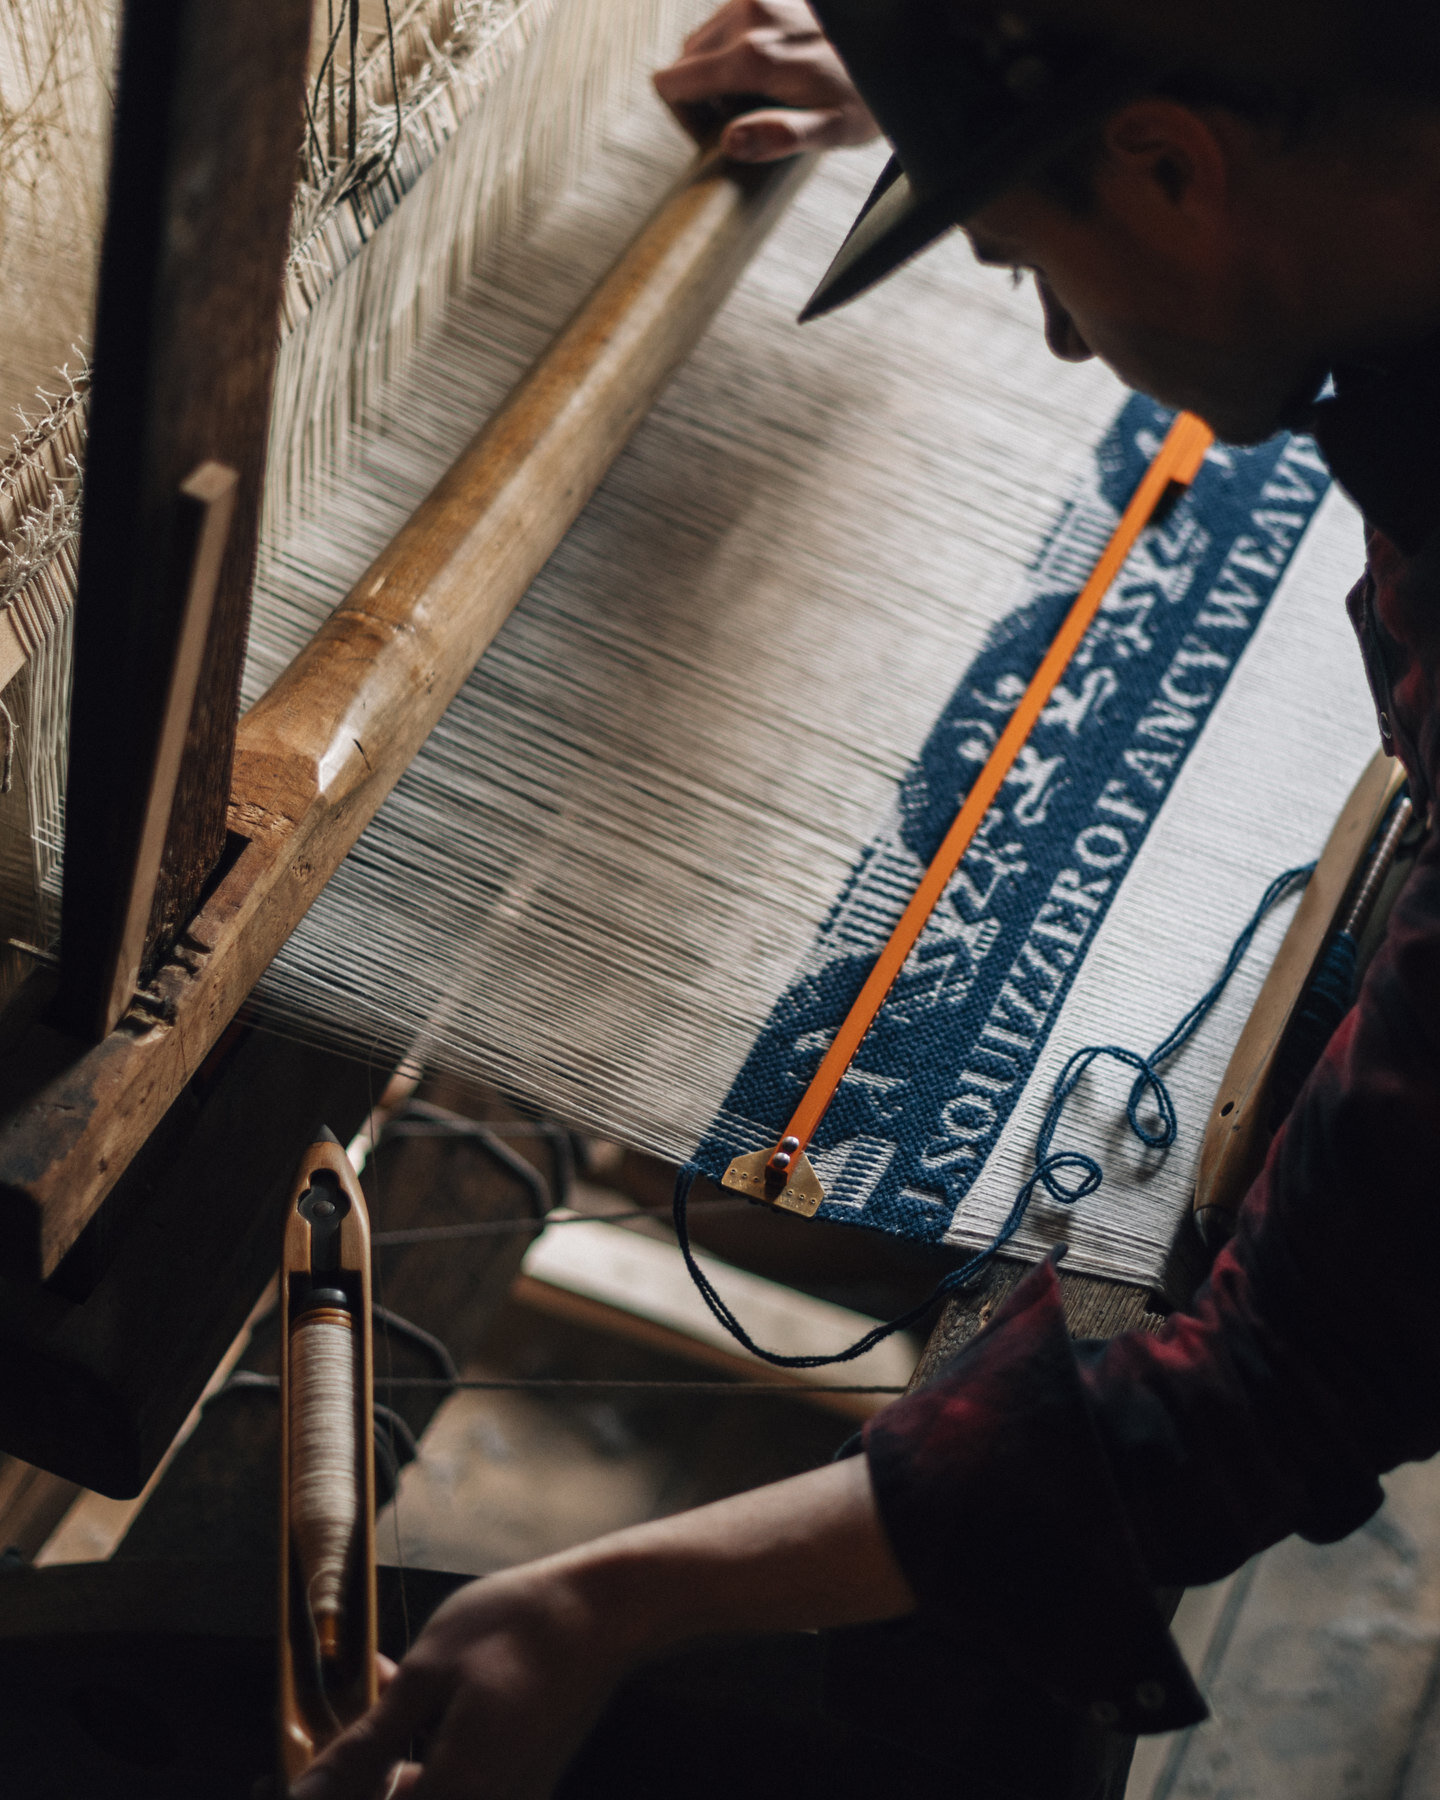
[1036, 276, 1094, 363]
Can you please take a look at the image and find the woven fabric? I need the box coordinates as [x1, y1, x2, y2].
[244, 102, 1381, 1288]
[693, 406, 1380, 1286]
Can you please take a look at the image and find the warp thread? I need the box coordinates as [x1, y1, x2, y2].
[0, 0, 694, 952]
[302, 0, 404, 194]
[672, 861, 1316, 1369]
[241, 1372, 906, 1396]
[0, 696, 16, 796]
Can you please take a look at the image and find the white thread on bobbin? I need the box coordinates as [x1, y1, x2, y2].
[289, 1306, 359, 1659]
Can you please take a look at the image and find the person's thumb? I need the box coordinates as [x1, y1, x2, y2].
[289, 1664, 439, 1800]
[720, 106, 845, 161]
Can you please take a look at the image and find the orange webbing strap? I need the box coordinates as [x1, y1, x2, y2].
[748, 410, 1214, 1199]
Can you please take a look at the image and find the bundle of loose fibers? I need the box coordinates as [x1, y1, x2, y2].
[0, 0, 698, 957]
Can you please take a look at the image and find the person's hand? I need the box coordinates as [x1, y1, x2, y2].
[286, 1458, 912, 1800]
[288, 1561, 634, 1800]
[653, 0, 880, 163]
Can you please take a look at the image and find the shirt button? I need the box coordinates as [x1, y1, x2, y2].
[1090, 1700, 1120, 1725]
[1135, 1680, 1166, 1711]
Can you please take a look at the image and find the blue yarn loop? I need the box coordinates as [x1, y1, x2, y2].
[672, 861, 1315, 1371]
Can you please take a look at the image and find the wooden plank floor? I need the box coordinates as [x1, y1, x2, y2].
[1130, 1454, 1440, 1800]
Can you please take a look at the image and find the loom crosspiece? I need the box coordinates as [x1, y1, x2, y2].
[1193, 753, 1414, 1244]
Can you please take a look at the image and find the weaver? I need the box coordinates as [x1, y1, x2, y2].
[286, 5, 1440, 1799]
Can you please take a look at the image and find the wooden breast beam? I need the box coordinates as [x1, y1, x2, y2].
[0, 146, 811, 1282]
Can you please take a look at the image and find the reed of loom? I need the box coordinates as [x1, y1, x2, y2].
[278, 1131, 379, 1781]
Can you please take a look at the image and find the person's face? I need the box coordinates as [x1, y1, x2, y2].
[961, 104, 1328, 443]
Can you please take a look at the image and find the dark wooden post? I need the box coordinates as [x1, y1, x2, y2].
[56, 0, 314, 1039]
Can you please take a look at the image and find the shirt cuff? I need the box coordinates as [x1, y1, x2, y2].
[864, 1254, 1206, 1736]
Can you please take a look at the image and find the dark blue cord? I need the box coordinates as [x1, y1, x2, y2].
[672, 861, 1315, 1369]
[1268, 928, 1358, 1120]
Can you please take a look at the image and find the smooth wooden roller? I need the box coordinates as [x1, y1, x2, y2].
[278, 1133, 378, 1783]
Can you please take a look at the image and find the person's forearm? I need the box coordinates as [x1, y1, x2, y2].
[546, 1454, 917, 1661]
[293, 1452, 919, 1798]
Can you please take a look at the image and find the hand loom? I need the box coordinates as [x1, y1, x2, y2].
[0, 0, 1390, 1499]
[233, 119, 1383, 1300]
[0, 0, 809, 1489]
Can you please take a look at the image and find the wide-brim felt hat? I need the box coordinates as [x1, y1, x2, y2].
[800, 0, 1162, 319]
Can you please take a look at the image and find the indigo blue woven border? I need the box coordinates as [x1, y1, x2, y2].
[693, 395, 1332, 1243]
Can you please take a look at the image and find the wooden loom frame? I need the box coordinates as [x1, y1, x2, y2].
[0, 0, 808, 1490]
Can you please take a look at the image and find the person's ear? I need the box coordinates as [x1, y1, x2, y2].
[1097, 99, 1230, 240]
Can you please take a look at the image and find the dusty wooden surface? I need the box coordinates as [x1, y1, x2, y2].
[58, 0, 313, 1032]
[0, 148, 811, 1282]
[912, 1255, 1162, 1391]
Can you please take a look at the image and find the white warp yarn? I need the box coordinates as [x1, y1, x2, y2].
[246, 105, 1124, 1124]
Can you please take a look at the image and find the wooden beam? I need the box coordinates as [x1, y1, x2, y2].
[515, 1208, 915, 1420]
[56, 0, 313, 1036]
[910, 1257, 1163, 1392]
[0, 147, 809, 1282]
[0, 1029, 373, 1496]
[0, 1457, 81, 1562]
[1193, 748, 1405, 1245]
[93, 463, 237, 1040]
